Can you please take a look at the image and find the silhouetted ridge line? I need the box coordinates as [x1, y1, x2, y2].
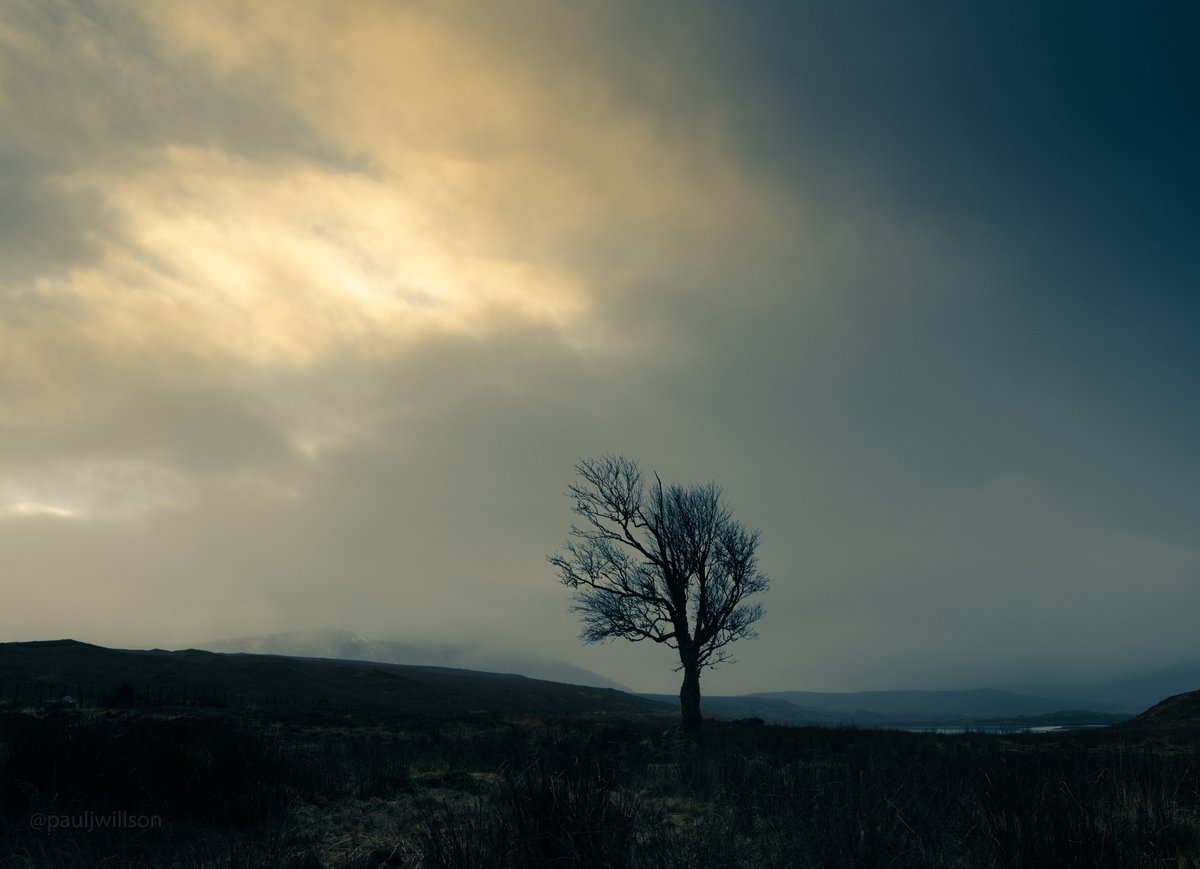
[0, 639, 670, 717]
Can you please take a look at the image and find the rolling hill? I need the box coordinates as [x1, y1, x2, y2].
[0, 639, 669, 717]
[196, 629, 629, 691]
[1119, 689, 1200, 731]
[2, 638, 1180, 728]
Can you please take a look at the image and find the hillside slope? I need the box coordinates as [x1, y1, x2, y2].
[0, 640, 669, 717]
[198, 628, 627, 690]
[1120, 689, 1200, 731]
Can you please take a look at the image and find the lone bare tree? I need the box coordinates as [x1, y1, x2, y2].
[549, 455, 769, 730]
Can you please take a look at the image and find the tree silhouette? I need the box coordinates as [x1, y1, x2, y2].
[549, 455, 768, 729]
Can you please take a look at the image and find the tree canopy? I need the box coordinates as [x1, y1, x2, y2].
[550, 455, 768, 728]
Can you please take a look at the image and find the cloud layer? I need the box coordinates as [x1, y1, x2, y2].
[2, 0, 1198, 693]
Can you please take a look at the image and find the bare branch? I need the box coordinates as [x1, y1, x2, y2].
[549, 456, 770, 723]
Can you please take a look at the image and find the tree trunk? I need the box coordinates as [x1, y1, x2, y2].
[679, 658, 702, 730]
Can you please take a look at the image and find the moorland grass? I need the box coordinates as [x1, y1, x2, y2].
[1, 705, 1198, 868]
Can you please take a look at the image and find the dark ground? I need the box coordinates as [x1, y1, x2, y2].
[1, 698, 1198, 868]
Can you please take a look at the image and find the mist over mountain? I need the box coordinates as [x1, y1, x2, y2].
[730, 660, 1200, 723]
[727, 661, 1200, 724]
[195, 629, 629, 691]
[1003, 662, 1200, 715]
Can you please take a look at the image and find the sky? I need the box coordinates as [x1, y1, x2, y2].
[2, 0, 1198, 694]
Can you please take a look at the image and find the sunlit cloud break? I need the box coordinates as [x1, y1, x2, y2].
[4, 501, 78, 521]
[42, 148, 588, 369]
[0, 460, 190, 524]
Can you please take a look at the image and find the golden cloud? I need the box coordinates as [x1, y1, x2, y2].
[50, 146, 587, 369]
[2, 0, 795, 465]
[4, 1, 789, 395]
[136, 0, 782, 272]
[0, 458, 190, 523]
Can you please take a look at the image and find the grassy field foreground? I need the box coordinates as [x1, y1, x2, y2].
[1, 705, 1198, 868]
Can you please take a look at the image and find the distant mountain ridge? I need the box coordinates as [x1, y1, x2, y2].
[753, 688, 1113, 720]
[720, 661, 1200, 725]
[641, 687, 1129, 727]
[194, 629, 629, 691]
